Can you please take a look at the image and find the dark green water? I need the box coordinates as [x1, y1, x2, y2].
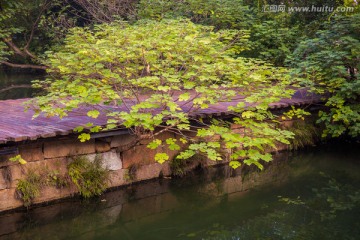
[0, 143, 359, 240]
[0, 72, 43, 100]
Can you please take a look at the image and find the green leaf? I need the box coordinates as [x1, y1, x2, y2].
[9, 155, 27, 165]
[90, 126, 102, 133]
[147, 139, 162, 149]
[154, 153, 169, 164]
[166, 138, 180, 150]
[78, 133, 91, 142]
[229, 161, 241, 169]
[74, 126, 84, 133]
[178, 92, 190, 101]
[87, 110, 100, 119]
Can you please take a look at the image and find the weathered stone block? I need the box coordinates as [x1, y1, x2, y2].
[33, 186, 78, 204]
[95, 140, 111, 153]
[44, 139, 95, 159]
[135, 163, 164, 181]
[0, 153, 17, 168]
[110, 134, 137, 149]
[87, 150, 122, 170]
[102, 151, 122, 170]
[0, 168, 9, 190]
[8, 164, 30, 189]
[122, 144, 179, 169]
[107, 169, 126, 188]
[19, 143, 44, 162]
[161, 162, 172, 176]
[121, 145, 155, 169]
[0, 188, 23, 212]
[8, 158, 69, 188]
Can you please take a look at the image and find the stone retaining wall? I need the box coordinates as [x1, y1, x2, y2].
[0, 120, 300, 212]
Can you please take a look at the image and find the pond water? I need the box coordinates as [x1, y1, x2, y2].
[0, 71, 44, 100]
[0, 143, 359, 240]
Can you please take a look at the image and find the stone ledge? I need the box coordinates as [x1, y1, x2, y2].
[44, 139, 95, 159]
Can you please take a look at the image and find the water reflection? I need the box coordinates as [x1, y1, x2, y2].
[0, 145, 359, 240]
[207, 173, 360, 240]
[0, 71, 44, 100]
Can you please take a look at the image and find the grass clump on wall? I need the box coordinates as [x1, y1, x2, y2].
[68, 156, 109, 198]
[16, 170, 43, 207]
[288, 121, 321, 150]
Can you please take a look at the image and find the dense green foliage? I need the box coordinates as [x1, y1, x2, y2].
[288, 14, 360, 137]
[31, 19, 295, 169]
[0, 0, 80, 69]
[1, 0, 358, 170]
[137, 0, 253, 29]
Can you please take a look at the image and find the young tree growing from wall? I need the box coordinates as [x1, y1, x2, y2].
[30, 19, 295, 169]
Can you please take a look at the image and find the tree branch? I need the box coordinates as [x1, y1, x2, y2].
[0, 84, 32, 93]
[24, 0, 51, 53]
[0, 61, 47, 70]
[23, 48, 37, 59]
[3, 38, 27, 58]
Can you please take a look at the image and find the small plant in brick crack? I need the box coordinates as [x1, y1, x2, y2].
[46, 169, 70, 189]
[16, 170, 43, 207]
[67, 156, 110, 198]
[124, 164, 138, 182]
